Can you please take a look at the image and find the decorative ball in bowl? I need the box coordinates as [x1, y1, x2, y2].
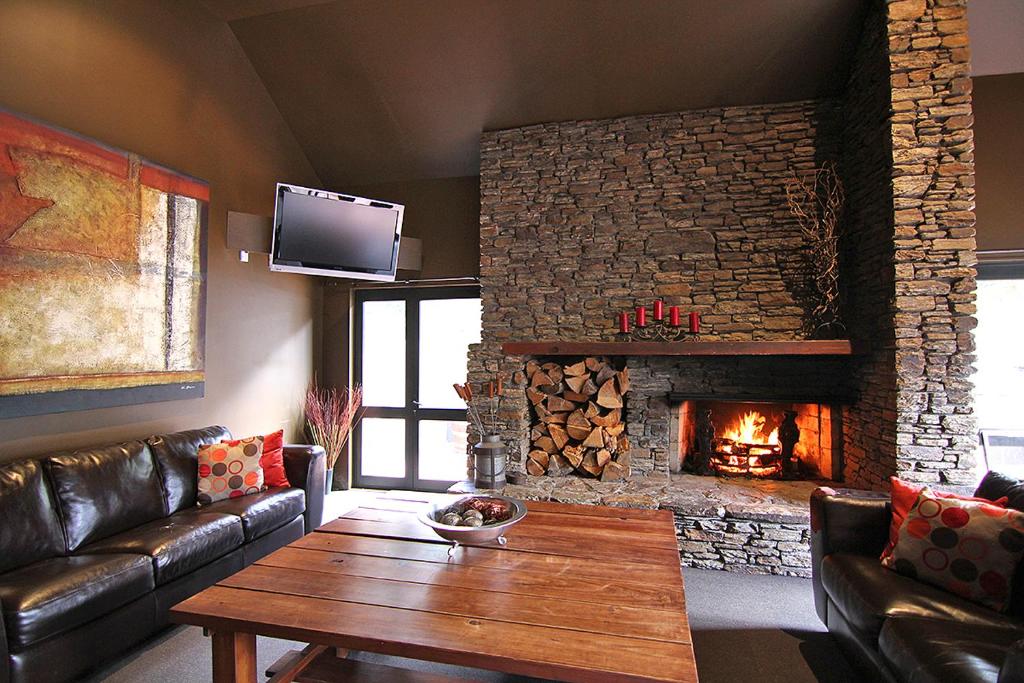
[418, 495, 527, 546]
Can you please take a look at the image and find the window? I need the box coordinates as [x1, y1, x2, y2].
[352, 285, 481, 491]
[975, 263, 1024, 430]
[975, 260, 1024, 476]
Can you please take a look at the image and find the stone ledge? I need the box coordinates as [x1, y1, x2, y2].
[486, 472, 823, 524]
[455, 473, 831, 578]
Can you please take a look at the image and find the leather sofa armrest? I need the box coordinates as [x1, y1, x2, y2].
[810, 486, 891, 626]
[282, 444, 326, 534]
[0, 596, 9, 683]
[1000, 638, 1024, 683]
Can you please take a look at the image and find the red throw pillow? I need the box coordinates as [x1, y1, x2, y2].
[882, 488, 1024, 611]
[197, 436, 265, 504]
[881, 477, 1006, 561]
[260, 429, 290, 488]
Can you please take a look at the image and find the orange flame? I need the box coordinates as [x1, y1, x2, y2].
[722, 411, 779, 445]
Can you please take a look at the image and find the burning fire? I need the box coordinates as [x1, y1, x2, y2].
[722, 411, 779, 446]
[713, 411, 783, 477]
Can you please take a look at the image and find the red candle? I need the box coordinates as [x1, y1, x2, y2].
[669, 306, 680, 326]
[635, 306, 647, 327]
[653, 300, 664, 321]
[688, 311, 701, 333]
[618, 311, 630, 334]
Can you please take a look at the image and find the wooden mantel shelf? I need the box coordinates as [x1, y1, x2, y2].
[501, 340, 855, 357]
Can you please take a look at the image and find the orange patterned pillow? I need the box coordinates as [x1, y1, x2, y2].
[882, 488, 1024, 611]
[881, 476, 1007, 562]
[197, 436, 265, 504]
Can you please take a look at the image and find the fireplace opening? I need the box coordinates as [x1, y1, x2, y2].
[672, 398, 842, 481]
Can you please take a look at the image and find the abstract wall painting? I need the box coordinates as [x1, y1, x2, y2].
[0, 108, 208, 418]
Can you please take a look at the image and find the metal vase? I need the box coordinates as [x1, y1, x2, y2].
[324, 466, 334, 496]
[473, 435, 507, 490]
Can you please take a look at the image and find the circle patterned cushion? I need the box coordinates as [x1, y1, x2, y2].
[197, 435, 266, 505]
[882, 487, 1024, 611]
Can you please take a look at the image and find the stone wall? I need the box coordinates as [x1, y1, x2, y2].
[837, 0, 900, 490]
[837, 0, 977, 491]
[887, 0, 977, 488]
[674, 512, 812, 578]
[473, 100, 845, 476]
[470, 0, 978, 491]
[478, 99, 840, 345]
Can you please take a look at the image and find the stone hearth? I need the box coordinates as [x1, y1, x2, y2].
[456, 473, 820, 577]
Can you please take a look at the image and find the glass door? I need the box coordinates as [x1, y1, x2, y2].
[353, 285, 481, 491]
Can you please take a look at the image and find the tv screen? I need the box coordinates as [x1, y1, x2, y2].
[270, 183, 403, 281]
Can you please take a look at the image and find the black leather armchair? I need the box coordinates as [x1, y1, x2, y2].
[0, 426, 326, 683]
[811, 480, 1024, 683]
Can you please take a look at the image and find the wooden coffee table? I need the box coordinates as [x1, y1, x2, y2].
[170, 496, 698, 682]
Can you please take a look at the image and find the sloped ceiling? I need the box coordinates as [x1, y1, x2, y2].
[203, 0, 866, 188]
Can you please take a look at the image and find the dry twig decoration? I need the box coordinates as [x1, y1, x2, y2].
[786, 162, 845, 337]
[454, 373, 504, 436]
[304, 381, 363, 469]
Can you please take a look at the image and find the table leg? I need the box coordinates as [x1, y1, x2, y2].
[211, 631, 257, 683]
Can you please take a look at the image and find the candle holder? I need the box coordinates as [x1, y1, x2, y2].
[616, 319, 701, 342]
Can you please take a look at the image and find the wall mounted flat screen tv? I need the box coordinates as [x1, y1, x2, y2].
[270, 183, 404, 281]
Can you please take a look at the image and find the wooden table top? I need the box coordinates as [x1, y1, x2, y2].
[170, 496, 698, 683]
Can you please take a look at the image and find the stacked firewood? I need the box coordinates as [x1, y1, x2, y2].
[525, 357, 630, 481]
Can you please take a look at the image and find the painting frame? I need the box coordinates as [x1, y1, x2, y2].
[0, 107, 208, 418]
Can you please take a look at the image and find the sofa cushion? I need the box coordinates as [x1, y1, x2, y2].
[821, 553, 1022, 641]
[883, 476, 1007, 561]
[82, 511, 244, 585]
[190, 488, 305, 541]
[879, 616, 1021, 683]
[976, 470, 1024, 619]
[0, 459, 67, 574]
[46, 441, 166, 551]
[882, 488, 1024, 612]
[146, 426, 231, 515]
[0, 553, 153, 649]
[260, 429, 290, 488]
[197, 435, 265, 505]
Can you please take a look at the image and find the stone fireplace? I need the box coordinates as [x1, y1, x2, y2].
[672, 397, 842, 481]
[465, 1, 979, 576]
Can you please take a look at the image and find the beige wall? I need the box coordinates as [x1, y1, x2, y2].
[0, 0, 321, 460]
[974, 73, 1024, 251]
[347, 176, 481, 280]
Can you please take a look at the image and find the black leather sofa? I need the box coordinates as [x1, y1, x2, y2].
[0, 426, 325, 683]
[811, 472, 1024, 683]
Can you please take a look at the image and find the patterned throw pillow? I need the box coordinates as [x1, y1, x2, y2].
[881, 476, 1007, 562]
[883, 488, 1024, 611]
[197, 436, 265, 504]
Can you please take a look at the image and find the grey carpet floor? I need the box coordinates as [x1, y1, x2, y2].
[85, 568, 860, 682]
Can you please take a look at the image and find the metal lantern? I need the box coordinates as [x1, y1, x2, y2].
[473, 435, 507, 490]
